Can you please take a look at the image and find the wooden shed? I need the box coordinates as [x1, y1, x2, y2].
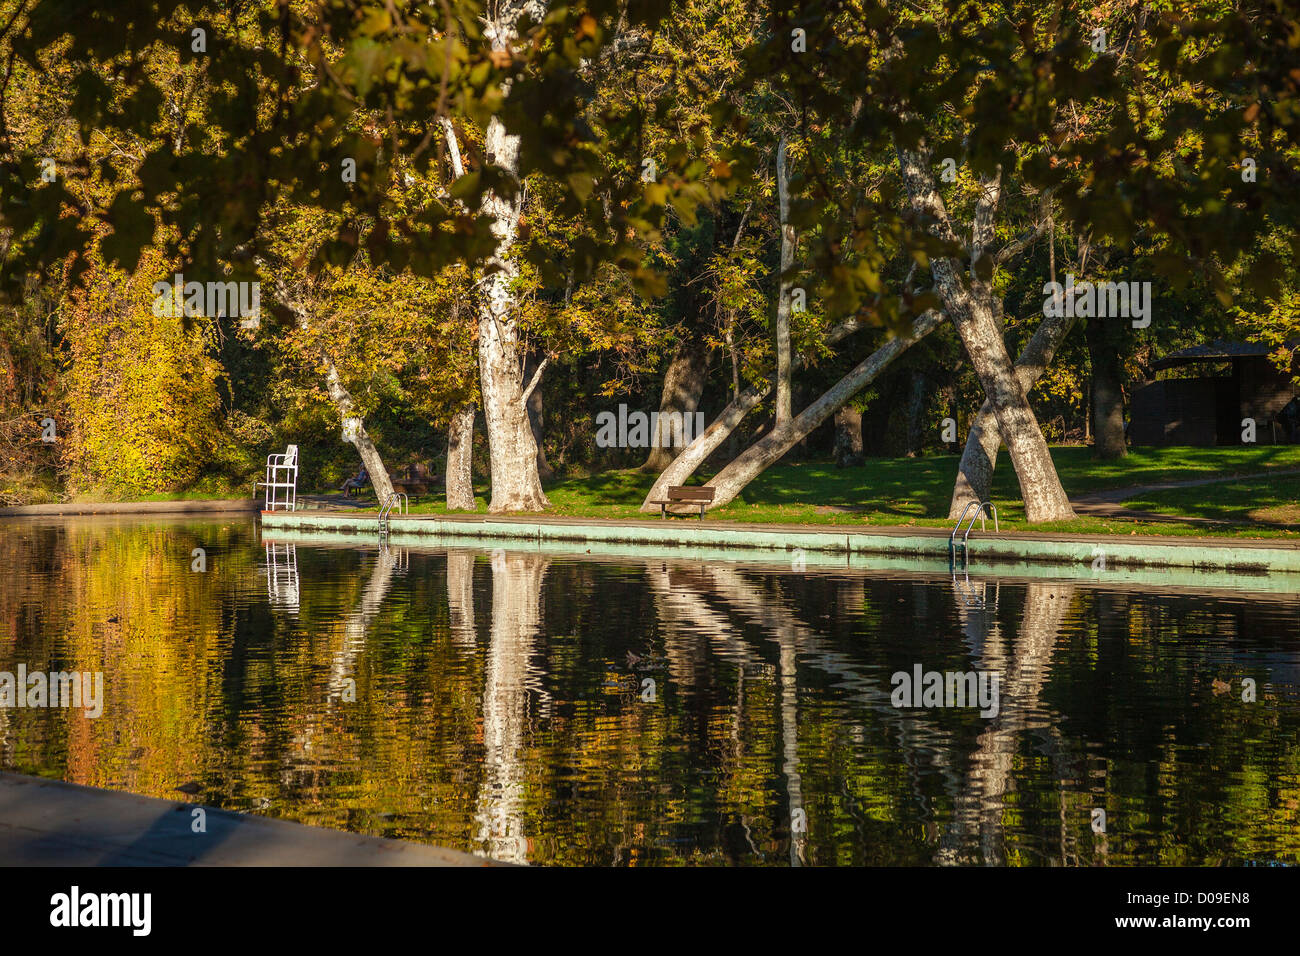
[1128, 340, 1298, 446]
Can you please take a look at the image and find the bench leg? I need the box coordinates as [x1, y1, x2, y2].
[660, 503, 666, 519]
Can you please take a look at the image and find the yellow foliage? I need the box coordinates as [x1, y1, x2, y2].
[60, 245, 223, 496]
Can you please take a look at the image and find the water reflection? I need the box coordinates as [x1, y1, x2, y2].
[475, 550, 549, 864]
[1, 516, 1298, 866]
[264, 542, 300, 612]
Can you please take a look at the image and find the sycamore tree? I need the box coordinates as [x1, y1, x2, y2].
[686, 0, 1300, 523]
[0, 0, 738, 511]
[3, 0, 1297, 521]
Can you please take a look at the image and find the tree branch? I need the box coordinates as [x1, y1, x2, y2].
[520, 355, 549, 406]
[994, 190, 1056, 265]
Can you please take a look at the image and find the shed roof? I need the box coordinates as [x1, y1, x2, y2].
[1151, 340, 1272, 371]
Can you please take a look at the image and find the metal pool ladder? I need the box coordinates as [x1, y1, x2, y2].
[950, 500, 998, 567]
[377, 492, 408, 538]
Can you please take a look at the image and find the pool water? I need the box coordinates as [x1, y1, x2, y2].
[1, 516, 1298, 866]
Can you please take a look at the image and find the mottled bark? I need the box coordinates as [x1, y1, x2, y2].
[898, 148, 1074, 522]
[272, 279, 396, 505]
[319, 363, 396, 506]
[640, 317, 870, 511]
[705, 311, 945, 510]
[949, 313, 1078, 518]
[475, 5, 551, 513]
[446, 402, 477, 511]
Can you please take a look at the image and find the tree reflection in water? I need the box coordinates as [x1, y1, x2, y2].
[1, 517, 1298, 866]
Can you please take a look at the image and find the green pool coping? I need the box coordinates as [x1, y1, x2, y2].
[258, 510, 1300, 590]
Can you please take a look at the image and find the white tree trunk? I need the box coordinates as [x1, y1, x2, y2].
[642, 341, 710, 473]
[775, 134, 796, 426]
[322, 363, 396, 506]
[949, 313, 1078, 518]
[476, 5, 551, 513]
[897, 148, 1074, 523]
[273, 280, 396, 505]
[703, 311, 944, 509]
[640, 317, 870, 511]
[446, 402, 477, 510]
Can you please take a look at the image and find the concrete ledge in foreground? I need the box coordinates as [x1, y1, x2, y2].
[0, 772, 493, 867]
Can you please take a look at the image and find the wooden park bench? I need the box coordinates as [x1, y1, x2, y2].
[391, 462, 438, 497]
[648, 485, 714, 519]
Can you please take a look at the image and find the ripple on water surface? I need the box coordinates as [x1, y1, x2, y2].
[0, 515, 1297, 866]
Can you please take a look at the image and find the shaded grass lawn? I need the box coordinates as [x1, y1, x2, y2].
[397, 445, 1300, 539]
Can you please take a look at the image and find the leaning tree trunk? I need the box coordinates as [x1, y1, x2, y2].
[704, 311, 945, 510]
[475, 6, 551, 513]
[898, 148, 1075, 523]
[642, 341, 710, 472]
[1085, 316, 1128, 459]
[323, 360, 395, 506]
[523, 356, 555, 480]
[640, 317, 869, 511]
[275, 280, 397, 505]
[641, 381, 769, 510]
[446, 401, 477, 511]
[949, 313, 1078, 518]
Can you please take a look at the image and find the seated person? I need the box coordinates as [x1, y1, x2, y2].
[341, 465, 369, 496]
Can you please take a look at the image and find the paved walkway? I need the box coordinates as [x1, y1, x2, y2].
[0, 772, 491, 866]
[1069, 468, 1300, 524]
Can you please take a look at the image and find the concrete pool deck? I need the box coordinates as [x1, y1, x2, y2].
[0, 772, 492, 866]
[260, 509, 1300, 575]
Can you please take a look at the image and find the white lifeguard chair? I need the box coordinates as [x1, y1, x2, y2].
[258, 444, 299, 511]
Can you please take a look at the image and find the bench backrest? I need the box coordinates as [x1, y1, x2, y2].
[667, 485, 714, 502]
